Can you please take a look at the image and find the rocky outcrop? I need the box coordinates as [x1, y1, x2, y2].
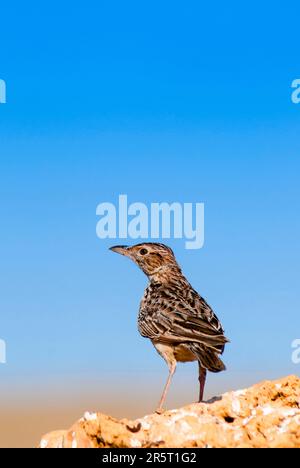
[39, 375, 300, 448]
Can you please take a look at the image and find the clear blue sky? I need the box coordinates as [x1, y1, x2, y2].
[0, 1, 299, 400]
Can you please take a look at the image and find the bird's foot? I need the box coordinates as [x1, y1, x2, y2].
[155, 408, 166, 415]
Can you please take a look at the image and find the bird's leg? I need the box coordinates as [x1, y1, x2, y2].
[156, 362, 176, 414]
[198, 363, 207, 403]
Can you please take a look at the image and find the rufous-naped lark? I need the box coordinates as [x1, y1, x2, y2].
[110, 243, 229, 412]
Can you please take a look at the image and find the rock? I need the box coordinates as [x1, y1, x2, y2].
[38, 375, 300, 448]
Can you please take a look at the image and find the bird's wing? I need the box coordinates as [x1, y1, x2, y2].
[138, 288, 229, 353]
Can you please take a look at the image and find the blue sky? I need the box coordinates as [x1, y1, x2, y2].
[0, 1, 299, 403]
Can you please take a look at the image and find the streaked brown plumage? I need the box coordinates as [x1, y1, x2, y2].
[110, 242, 229, 411]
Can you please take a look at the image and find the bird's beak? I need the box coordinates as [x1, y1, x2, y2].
[109, 245, 129, 256]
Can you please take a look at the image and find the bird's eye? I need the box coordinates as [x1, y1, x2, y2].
[139, 248, 148, 256]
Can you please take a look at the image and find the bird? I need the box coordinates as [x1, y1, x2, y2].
[110, 243, 229, 412]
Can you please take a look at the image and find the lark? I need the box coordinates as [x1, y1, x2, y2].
[110, 243, 229, 412]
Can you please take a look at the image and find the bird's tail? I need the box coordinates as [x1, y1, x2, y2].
[188, 343, 226, 373]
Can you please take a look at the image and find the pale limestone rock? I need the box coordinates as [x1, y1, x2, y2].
[38, 375, 300, 449]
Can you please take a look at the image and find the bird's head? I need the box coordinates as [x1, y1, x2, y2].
[110, 243, 180, 280]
